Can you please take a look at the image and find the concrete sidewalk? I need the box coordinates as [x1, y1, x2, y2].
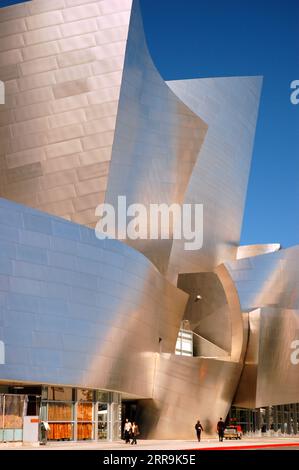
[2, 436, 299, 450]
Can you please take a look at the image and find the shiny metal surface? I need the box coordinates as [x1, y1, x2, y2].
[0, 198, 249, 439]
[177, 270, 242, 355]
[165, 77, 262, 281]
[141, 261, 248, 439]
[226, 246, 299, 408]
[237, 244, 281, 259]
[0, 198, 188, 399]
[104, 0, 262, 282]
[139, 354, 243, 439]
[0, 0, 262, 279]
[105, 0, 207, 275]
[226, 245, 299, 312]
[1, 0, 296, 441]
[0, 0, 133, 227]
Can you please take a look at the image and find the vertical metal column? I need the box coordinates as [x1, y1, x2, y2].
[95, 401, 98, 441]
[273, 405, 278, 432]
[107, 402, 113, 442]
[294, 404, 298, 435]
[73, 399, 77, 442]
[248, 409, 252, 433]
[256, 409, 261, 434]
[281, 405, 286, 434]
[1, 395, 5, 442]
[265, 407, 270, 431]
[287, 404, 292, 434]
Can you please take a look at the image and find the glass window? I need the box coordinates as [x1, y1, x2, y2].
[97, 391, 109, 402]
[41, 386, 48, 400]
[111, 392, 121, 404]
[77, 423, 93, 440]
[48, 402, 73, 421]
[48, 423, 73, 441]
[77, 389, 94, 402]
[3, 395, 25, 429]
[48, 387, 73, 401]
[77, 402, 93, 421]
[98, 403, 107, 440]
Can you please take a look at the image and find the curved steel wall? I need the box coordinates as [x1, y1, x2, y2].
[226, 245, 299, 312]
[166, 77, 263, 280]
[0, 0, 133, 227]
[0, 198, 188, 398]
[139, 354, 243, 439]
[178, 272, 233, 353]
[1, 0, 296, 440]
[105, 1, 263, 282]
[105, 0, 208, 275]
[0, 0, 263, 281]
[226, 246, 299, 407]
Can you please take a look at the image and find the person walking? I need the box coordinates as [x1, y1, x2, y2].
[131, 421, 140, 445]
[40, 420, 50, 445]
[194, 419, 204, 442]
[217, 417, 225, 442]
[124, 418, 132, 444]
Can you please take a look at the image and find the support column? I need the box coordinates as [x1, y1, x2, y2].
[287, 404, 292, 435]
[273, 405, 278, 432]
[95, 401, 98, 441]
[294, 404, 298, 435]
[256, 409, 261, 431]
[265, 407, 270, 431]
[73, 400, 77, 442]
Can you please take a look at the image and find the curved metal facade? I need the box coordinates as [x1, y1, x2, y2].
[0, 197, 188, 398]
[166, 77, 262, 281]
[0, 0, 133, 227]
[0, 0, 298, 440]
[105, 1, 262, 282]
[226, 246, 299, 408]
[105, 0, 208, 276]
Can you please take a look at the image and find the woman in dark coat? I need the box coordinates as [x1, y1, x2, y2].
[195, 420, 204, 442]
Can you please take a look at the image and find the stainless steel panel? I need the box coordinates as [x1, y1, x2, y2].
[0, 0, 133, 227]
[1, 0, 295, 440]
[165, 77, 262, 282]
[105, 0, 207, 275]
[227, 246, 299, 407]
[139, 354, 243, 439]
[0, 198, 188, 402]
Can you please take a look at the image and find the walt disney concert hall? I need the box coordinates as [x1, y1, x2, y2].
[0, 0, 298, 443]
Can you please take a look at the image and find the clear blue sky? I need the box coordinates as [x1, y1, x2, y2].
[0, 0, 29, 6]
[140, 0, 299, 248]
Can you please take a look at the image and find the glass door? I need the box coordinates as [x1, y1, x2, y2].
[98, 403, 107, 440]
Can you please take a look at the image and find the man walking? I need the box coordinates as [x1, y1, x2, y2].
[40, 421, 50, 445]
[217, 417, 225, 442]
[124, 418, 132, 444]
[195, 419, 204, 442]
[131, 421, 140, 445]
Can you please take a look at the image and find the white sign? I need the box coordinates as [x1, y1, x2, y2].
[290, 80, 299, 105]
[95, 196, 204, 251]
[290, 339, 299, 365]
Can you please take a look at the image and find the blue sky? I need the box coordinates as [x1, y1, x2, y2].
[0, 0, 28, 6]
[140, 0, 299, 248]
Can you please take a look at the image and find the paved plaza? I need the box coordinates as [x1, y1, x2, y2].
[1, 437, 299, 451]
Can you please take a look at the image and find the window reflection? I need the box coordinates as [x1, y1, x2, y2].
[98, 403, 108, 440]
